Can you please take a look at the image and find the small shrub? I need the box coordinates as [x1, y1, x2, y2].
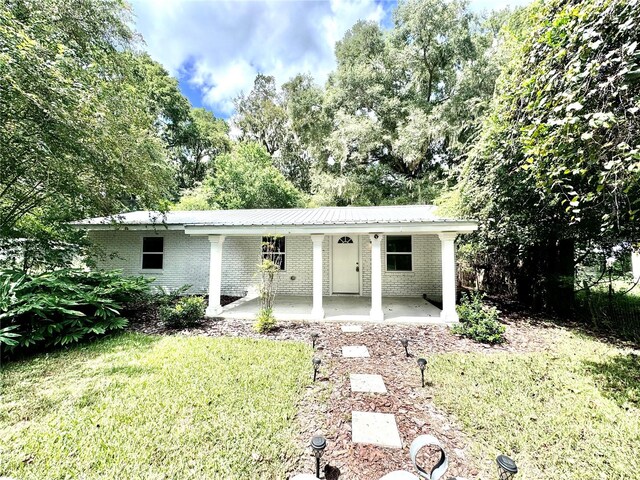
[452, 292, 506, 344]
[254, 308, 277, 333]
[160, 295, 206, 328]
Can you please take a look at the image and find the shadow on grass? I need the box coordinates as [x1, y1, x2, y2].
[1, 332, 161, 370]
[583, 353, 640, 407]
[484, 292, 640, 349]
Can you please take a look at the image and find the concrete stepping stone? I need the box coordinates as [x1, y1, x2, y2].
[352, 411, 402, 448]
[342, 345, 370, 358]
[350, 374, 387, 393]
[341, 324, 363, 333]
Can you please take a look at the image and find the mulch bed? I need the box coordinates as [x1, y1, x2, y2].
[128, 309, 563, 479]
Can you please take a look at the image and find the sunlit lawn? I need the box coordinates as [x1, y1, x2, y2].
[0, 334, 311, 479]
[428, 331, 640, 479]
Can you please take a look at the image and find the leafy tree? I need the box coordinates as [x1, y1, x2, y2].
[0, 0, 176, 266]
[233, 74, 317, 191]
[447, 0, 640, 312]
[318, 2, 507, 204]
[173, 108, 231, 190]
[233, 74, 288, 156]
[175, 143, 304, 210]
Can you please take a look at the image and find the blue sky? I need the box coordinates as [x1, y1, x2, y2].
[131, 0, 531, 118]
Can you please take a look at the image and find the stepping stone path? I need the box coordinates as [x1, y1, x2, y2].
[342, 345, 370, 358]
[351, 411, 403, 449]
[339, 325, 403, 451]
[350, 373, 387, 393]
[341, 324, 363, 333]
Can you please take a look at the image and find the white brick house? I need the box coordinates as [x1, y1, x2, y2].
[75, 205, 477, 323]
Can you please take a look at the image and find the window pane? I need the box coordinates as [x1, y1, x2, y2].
[142, 253, 163, 269]
[387, 254, 412, 271]
[143, 237, 164, 253]
[386, 235, 411, 253]
[261, 236, 285, 253]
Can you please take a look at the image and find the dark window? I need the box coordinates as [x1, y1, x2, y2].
[386, 235, 412, 271]
[338, 236, 354, 244]
[142, 237, 163, 270]
[261, 236, 285, 270]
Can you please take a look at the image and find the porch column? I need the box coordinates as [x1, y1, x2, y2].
[439, 233, 459, 322]
[370, 233, 384, 321]
[310, 234, 324, 320]
[205, 235, 226, 317]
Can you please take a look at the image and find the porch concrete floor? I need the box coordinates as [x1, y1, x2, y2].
[220, 295, 445, 324]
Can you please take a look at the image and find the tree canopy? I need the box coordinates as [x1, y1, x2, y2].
[175, 143, 304, 210]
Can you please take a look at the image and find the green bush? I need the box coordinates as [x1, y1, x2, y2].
[452, 292, 506, 344]
[159, 295, 206, 328]
[253, 308, 277, 333]
[0, 269, 151, 357]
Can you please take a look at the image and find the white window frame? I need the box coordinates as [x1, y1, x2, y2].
[261, 236, 286, 271]
[141, 236, 164, 271]
[385, 235, 413, 272]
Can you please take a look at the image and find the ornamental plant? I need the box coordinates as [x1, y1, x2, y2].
[159, 295, 206, 328]
[452, 291, 506, 344]
[0, 269, 151, 358]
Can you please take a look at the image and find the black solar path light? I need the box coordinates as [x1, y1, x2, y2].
[311, 435, 327, 479]
[311, 332, 319, 349]
[400, 338, 410, 357]
[312, 358, 321, 382]
[417, 357, 427, 387]
[496, 455, 518, 479]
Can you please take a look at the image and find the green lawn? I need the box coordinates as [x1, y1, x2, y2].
[0, 334, 311, 479]
[428, 331, 640, 479]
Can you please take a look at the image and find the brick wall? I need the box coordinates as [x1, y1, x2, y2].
[359, 234, 442, 301]
[88, 230, 211, 293]
[88, 231, 442, 300]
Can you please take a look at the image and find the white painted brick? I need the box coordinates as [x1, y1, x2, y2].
[88, 232, 443, 301]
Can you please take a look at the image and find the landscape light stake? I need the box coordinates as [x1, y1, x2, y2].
[400, 339, 410, 357]
[311, 333, 319, 349]
[311, 435, 327, 479]
[313, 358, 321, 382]
[417, 358, 427, 387]
[496, 455, 518, 479]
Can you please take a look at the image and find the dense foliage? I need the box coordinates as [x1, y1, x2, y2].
[176, 143, 304, 210]
[232, 0, 506, 206]
[452, 292, 506, 344]
[159, 296, 206, 328]
[0, 269, 151, 357]
[0, 0, 231, 270]
[445, 0, 640, 313]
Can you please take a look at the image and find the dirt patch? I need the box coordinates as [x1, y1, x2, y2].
[129, 314, 562, 479]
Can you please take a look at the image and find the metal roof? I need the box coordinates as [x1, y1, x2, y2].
[73, 205, 474, 228]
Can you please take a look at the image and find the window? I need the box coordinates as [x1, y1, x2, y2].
[337, 236, 354, 244]
[386, 235, 412, 271]
[142, 236, 164, 270]
[261, 236, 285, 270]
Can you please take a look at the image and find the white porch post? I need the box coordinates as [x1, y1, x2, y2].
[311, 234, 324, 320]
[205, 235, 226, 317]
[439, 233, 459, 322]
[369, 233, 384, 321]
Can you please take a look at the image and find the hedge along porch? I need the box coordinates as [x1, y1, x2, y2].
[76, 206, 478, 323]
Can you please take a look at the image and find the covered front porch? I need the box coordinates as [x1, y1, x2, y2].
[220, 295, 444, 324]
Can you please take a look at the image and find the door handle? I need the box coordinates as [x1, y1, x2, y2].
[356, 262, 360, 272]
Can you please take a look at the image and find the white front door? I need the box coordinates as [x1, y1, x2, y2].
[332, 235, 359, 294]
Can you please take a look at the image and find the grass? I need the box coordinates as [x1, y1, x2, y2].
[0, 333, 312, 479]
[427, 330, 640, 479]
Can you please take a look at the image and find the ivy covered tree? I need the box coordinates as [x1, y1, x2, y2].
[448, 0, 640, 312]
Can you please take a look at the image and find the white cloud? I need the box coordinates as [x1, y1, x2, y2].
[131, 0, 531, 116]
[131, 0, 385, 116]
